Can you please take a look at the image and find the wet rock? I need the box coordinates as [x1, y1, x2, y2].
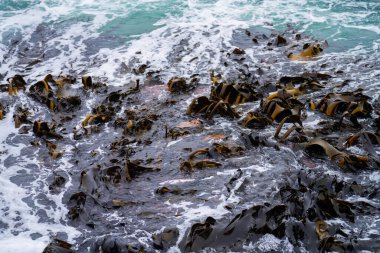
[145, 70, 162, 85]
[91, 236, 146, 253]
[273, 35, 287, 46]
[56, 96, 81, 112]
[49, 175, 66, 193]
[184, 217, 216, 251]
[241, 132, 278, 149]
[133, 64, 149, 75]
[82, 76, 107, 91]
[232, 48, 245, 55]
[225, 169, 243, 193]
[18, 125, 32, 134]
[152, 228, 179, 250]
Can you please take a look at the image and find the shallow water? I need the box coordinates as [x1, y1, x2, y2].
[0, 0, 379, 252]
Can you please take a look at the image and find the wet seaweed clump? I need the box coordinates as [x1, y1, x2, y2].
[180, 170, 380, 252]
[167, 75, 199, 93]
[29, 74, 81, 112]
[43, 239, 73, 253]
[0, 74, 27, 96]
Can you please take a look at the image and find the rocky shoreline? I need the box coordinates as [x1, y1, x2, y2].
[1, 28, 379, 252]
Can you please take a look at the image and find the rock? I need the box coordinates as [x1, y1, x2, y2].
[232, 48, 245, 55]
[274, 35, 287, 46]
[152, 228, 179, 250]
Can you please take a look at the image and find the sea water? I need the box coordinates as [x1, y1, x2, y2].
[0, 0, 379, 252]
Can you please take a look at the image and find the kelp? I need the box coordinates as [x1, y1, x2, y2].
[110, 138, 136, 151]
[277, 73, 330, 88]
[125, 160, 159, 181]
[29, 74, 81, 111]
[1, 75, 27, 96]
[67, 192, 88, 220]
[43, 239, 73, 253]
[114, 109, 157, 135]
[167, 75, 199, 93]
[55, 74, 76, 88]
[313, 90, 372, 119]
[189, 148, 210, 160]
[212, 143, 244, 158]
[346, 132, 380, 147]
[210, 70, 222, 85]
[33, 121, 63, 139]
[46, 140, 63, 159]
[180, 160, 222, 172]
[187, 96, 239, 119]
[241, 111, 273, 129]
[165, 127, 191, 140]
[274, 115, 305, 143]
[29, 74, 54, 97]
[0, 102, 4, 120]
[267, 85, 305, 100]
[180, 146, 224, 172]
[268, 79, 323, 101]
[288, 42, 325, 60]
[261, 98, 302, 122]
[133, 64, 149, 75]
[305, 138, 368, 170]
[181, 170, 379, 252]
[155, 186, 197, 196]
[82, 105, 116, 127]
[176, 119, 203, 129]
[211, 82, 260, 105]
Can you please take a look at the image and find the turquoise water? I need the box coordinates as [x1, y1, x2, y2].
[0, 0, 378, 81]
[0, 0, 379, 48]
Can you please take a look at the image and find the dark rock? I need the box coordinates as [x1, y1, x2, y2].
[152, 228, 179, 250]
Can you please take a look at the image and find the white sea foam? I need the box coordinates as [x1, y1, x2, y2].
[0, 95, 80, 250]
